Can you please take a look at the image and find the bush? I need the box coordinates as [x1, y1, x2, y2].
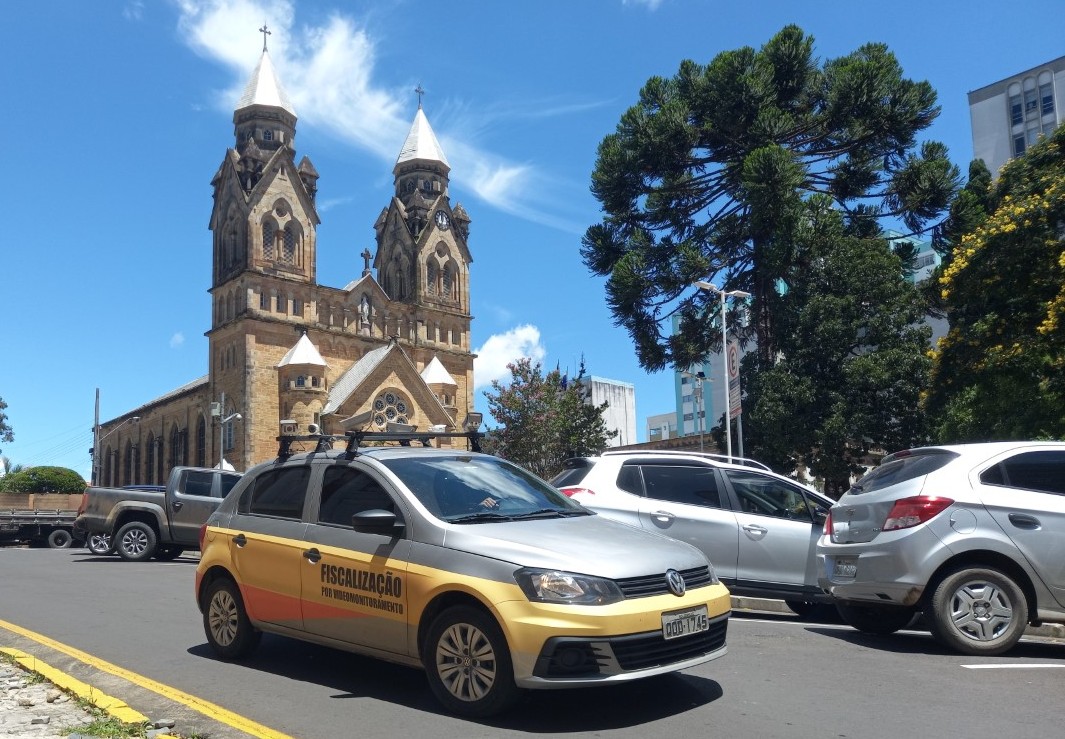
[0, 466, 86, 493]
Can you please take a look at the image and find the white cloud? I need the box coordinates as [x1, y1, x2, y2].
[170, 332, 186, 348]
[172, 0, 586, 231]
[473, 325, 546, 390]
[123, 1, 145, 21]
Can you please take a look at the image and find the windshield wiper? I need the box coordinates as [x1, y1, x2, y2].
[445, 512, 516, 524]
[508, 508, 565, 520]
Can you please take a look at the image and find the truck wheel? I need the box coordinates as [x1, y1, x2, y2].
[86, 534, 114, 555]
[115, 522, 157, 562]
[47, 529, 73, 549]
[424, 605, 518, 717]
[928, 566, 1028, 656]
[203, 578, 261, 659]
[153, 545, 184, 561]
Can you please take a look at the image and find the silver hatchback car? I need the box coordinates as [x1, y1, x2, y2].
[817, 442, 1065, 655]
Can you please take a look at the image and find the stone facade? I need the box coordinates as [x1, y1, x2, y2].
[95, 49, 475, 486]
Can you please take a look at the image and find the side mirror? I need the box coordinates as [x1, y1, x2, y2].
[352, 509, 404, 535]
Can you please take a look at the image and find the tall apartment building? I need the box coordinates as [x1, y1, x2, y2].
[969, 55, 1065, 177]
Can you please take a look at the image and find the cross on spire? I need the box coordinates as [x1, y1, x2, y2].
[414, 84, 425, 109]
[259, 24, 271, 52]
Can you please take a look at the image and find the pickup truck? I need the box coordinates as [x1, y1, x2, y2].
[75, 467, 241, 562]
[0, 493, 83, 548]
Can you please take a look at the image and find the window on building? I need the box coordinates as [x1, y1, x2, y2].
[296, 375, 306, 387]
[1024, 88, 1038, 115]
[1014, 134, 1027, 156]
[1010, 94, 1023, 126]
[263, 221, 276, 260]
[293, 299, 303, 317]
[282, 226, 296, 263]
[263, 129, 274, 142]
[1040, 83, 1055, 116]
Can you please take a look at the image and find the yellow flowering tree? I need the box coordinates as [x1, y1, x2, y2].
[925, 125, 1065, 440]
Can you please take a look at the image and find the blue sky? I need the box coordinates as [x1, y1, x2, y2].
[2, 0, 1062, 480]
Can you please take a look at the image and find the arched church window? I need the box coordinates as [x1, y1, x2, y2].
[260, 291, 268, 310]
[422, 180, 433, 193]
[426, 261, 438, 295]
[311, 376, 321, 388]
[443, 262, 455, 298]
[263, 129, 274, 141]
[404, 180, 415, 193]
[263, 220, 276, 260]
[296, 375, 306, 387]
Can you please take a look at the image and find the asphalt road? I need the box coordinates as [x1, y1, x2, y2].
[2, 546, 1064, 738]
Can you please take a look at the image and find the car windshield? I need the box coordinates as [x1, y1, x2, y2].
[382, 455, 590, 523]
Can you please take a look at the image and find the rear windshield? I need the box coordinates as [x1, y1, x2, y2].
[849, 450, 959, 495]
[550, 459, 593, 487]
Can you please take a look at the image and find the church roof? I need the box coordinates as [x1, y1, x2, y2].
[277, 333, 327, 368]
[322, 344, 392, 415]
[396, 108, 449, 168]
[236, 50, 295, 116]
[421, 356, 457, 386]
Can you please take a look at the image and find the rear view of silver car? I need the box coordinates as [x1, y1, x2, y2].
[817, 442, 1065, 655]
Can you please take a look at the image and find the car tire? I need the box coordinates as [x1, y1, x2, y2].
[203, 578, 261, 660]
[47, 529, 73, 549]
[424, 605, 519, 717]
[836, 601, 916, 635]
[86, 533, 114, 555]
[153, 545, 184, 561]
[115, 521, 157, 562]
[928, 567, 1028, 656]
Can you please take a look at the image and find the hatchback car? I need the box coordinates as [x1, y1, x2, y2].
[196, 431, 731, 717]
[552, 451, 834, 616]
[817, 442, 1065, 655]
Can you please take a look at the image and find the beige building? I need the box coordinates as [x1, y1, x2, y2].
[94, 48, 476, 486]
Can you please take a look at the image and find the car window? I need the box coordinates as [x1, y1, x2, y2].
[849, 450, 959, 494]
[982, 451, 1065, 495]
[617, 464, 643, 495]
[183, 471, 214, 497]
[726, 470, 812, 521]
[551, 461, 593, 487]
[220, 474, 241, 498]
[239, 466, 310, 519]
[319, 466, 395, 527]
[641, 465, 722, 508]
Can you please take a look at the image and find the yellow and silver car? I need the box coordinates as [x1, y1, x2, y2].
[195, 431, 730, 717]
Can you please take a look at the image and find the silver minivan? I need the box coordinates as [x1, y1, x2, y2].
[817, 442, 1065, 655]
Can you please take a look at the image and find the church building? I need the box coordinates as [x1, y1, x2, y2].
[94, 44, 476, 485]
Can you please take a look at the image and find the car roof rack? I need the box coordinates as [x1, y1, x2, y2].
[600, 449, 771, 471]
[276, 429, 483, 460]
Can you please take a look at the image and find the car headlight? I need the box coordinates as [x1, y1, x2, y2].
[514, 568, 624, 605]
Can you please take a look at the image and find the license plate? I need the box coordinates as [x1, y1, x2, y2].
[661, 605, 710, 640]
[832, 557, 858, 578]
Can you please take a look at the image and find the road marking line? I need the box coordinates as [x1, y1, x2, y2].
[0, 647, 148, 724]
[961, 664, 1065, 669]
[0, 619, 292, 739]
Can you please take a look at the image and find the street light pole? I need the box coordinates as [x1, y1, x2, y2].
[214, 391, 243, 470]
[694, 280, 751, 462]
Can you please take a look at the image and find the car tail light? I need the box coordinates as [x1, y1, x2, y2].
[882, 496, 953, 531]
[559, 486, 595, 498]
[822, 510, 833, 535]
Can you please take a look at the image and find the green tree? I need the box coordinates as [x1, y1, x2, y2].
[483, 359, 616, 479]
[581, 25, 958, 372]
[925, 125, 1065, 441]
[744, 197, 932, 495]
[0, 466, 86, 494]
[0, 396, 13, 455]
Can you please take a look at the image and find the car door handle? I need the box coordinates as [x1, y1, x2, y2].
[650, 510, 675, 523]
[172, 501, 183, 511]
[742, 524, 768, 539]
[304, 548, 322, 564]
[1008, 513, 1041, 530]
[232, 534, 246, 547]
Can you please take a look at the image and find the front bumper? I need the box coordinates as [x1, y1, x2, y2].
[498, 582, 731, 689]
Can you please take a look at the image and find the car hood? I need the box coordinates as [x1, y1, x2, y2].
[440, 514, 709, 577]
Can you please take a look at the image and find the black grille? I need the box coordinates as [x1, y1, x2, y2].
[615, 566, 714, 598]
[534, 614, 728, 678]
[611, 614, 728, 670]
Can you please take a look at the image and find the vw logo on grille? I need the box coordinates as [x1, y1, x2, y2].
[665, 569, 686, 597]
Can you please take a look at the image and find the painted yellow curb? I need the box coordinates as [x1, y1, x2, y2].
[0, 619, 293, 739]
[1, 647, 148, 724]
